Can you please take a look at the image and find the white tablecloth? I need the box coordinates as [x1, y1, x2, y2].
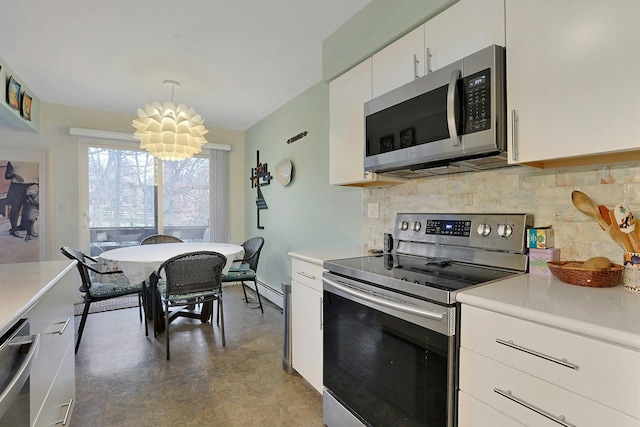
[98, 242, 244, 284]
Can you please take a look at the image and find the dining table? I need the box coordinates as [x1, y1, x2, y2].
[99, 242, 244, 334]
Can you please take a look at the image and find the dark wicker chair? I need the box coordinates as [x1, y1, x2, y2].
[140, 234, 183, 245]
[157, 251, 227, 360]
[221, 237, 265, 313]
[60, 246, 144, 353]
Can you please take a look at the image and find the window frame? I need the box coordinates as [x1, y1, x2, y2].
[79, 139, 213, 253]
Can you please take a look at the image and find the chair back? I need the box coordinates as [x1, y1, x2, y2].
[241, 237, 264, 272]
[140, 234, 184, 245]
[60, 246, 93, 293]
[158, 251, 227, 296]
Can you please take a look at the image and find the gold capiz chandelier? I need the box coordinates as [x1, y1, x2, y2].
[132, 80, 208, 161]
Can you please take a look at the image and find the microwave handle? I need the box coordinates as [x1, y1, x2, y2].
[447, 69, 462, 147]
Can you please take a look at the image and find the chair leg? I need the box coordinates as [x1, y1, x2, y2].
[75, 301, 92, 354]
[240, 281, 250, 303]
[165, 301, 170, 360]
[218, 297, 225, 346]
[252, 280, 264, 314]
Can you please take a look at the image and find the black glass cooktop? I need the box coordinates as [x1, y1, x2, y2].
[324, 254, 519, 304]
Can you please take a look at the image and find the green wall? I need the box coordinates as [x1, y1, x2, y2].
[244, 0, 462, 292]
[244, 82, 362, 290]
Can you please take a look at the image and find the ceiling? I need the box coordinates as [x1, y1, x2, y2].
[0, 0, 371, 132]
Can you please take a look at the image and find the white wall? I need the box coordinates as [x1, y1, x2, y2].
[0, 102, 246, 262]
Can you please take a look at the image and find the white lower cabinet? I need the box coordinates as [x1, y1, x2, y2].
[459, 305, 640, 426]
[33, 341, 75, 427]
[290, 258, 324, 393]
[27, 267, 76, 426]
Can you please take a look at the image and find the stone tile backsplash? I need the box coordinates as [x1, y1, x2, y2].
[363, 161, 640, 264]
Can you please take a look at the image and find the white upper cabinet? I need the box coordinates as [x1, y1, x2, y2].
[371, 0, 505, 99]
[372, 26, 425, 98]
[329, 58, 405, 186]
[506, 0, 640, 165]
[329, 58, 372, 185]
[424, 0, 505, 72]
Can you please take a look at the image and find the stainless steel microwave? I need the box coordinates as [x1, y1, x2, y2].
[364, 45, 507, 178]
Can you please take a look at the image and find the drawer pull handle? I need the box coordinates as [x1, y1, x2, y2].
[496, 339, 578, 370]
[297, 271, 316, 280]
[56, 318, 72, 335]
[494, 388, 575, 427]
[55, 398, 73, 425]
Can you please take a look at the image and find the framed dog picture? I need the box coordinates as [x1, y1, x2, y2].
[6, 76, 21, 111]
[21, 93, 32, 121]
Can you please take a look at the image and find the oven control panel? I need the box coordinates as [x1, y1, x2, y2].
[424, 219, 471, 237]
[394, 213, 533, 253]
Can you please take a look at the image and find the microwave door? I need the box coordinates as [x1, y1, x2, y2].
[364, 61, 465, 172]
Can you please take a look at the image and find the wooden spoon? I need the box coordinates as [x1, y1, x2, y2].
[598, 205, 612, 226]
[571, 191, 609, 230]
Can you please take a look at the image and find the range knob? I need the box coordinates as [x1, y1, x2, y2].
[497, 224, 513, 238]
[400, 221, 409, 231]
[412, 222, 422, 232]
[477, 223, 491, 237]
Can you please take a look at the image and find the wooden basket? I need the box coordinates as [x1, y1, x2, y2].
[547, 261, 623, 288]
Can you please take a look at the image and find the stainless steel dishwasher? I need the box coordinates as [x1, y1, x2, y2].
[0, 319, 40, 427]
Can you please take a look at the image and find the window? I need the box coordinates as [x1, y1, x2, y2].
[86, 146, 212, 255]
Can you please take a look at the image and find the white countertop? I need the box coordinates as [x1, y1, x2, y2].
[458, 274, 640, 351]
[0, 260, 76, 336]
[288, 246, 366, 266]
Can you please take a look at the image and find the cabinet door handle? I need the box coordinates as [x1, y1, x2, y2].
[55, 398, 73, 425]
[56, 318, 72, 335]
[511, 109, 518, 161]
[426, 47, 433, 74]
[296, 271, 315, 280]
[494, 388, 575, 427]
[496, 338, 578, 370]
[413, 54, 420, 79]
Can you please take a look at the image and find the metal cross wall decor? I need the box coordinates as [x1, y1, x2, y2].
[250, 150, 271, 229]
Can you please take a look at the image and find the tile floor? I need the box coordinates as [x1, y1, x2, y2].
[71, 285, 324, 427]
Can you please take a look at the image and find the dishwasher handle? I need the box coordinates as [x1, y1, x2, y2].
[0, 332, 41, 419]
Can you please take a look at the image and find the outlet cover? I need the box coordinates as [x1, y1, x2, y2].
[367, 203, 379, 219]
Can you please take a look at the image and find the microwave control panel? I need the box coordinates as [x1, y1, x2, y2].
[463, 69, 491, 134]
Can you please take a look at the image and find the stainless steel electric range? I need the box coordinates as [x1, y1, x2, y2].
[322, 212, 533, 427]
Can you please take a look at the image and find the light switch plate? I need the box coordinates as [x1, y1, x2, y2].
[367, 203, 379, 219]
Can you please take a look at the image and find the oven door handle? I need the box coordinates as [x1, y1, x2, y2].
[0, 333, 40, 419]
[323, 277, 445, 322]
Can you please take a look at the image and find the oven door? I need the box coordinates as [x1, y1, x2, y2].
[322, 273, 457, 427]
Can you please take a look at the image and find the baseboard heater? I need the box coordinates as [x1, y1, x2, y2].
[256, 279, 283, 309]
